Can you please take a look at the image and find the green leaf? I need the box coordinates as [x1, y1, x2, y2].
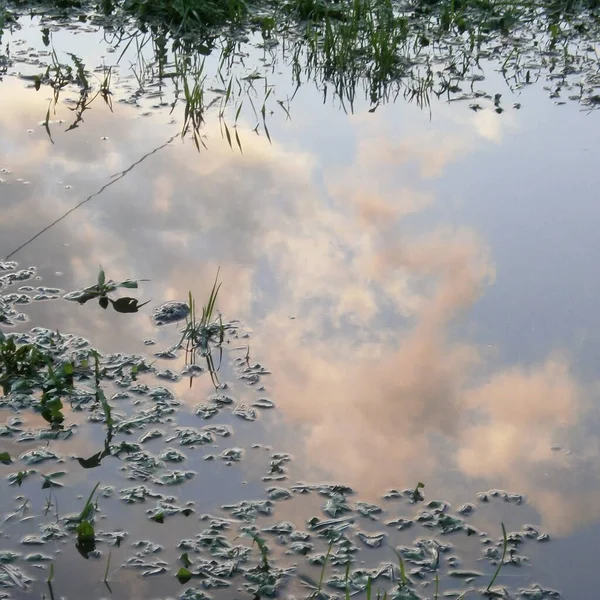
[150, 512, 164, 523]
[79, 482, 100, 521]
[98, 267, 106, 289]
[117, 280, 139, 289]
[411, 481, 425, 502]
[76, 520, 95, 541]
[99, 296, 109, 309]
[76, 535, 96, 560]
[176, 567, 192, 584]
[69, 288, 100, 304]
[0, 452, 12, 465]
[110, 297, 151, 314]
[14, 471, 27, 486]
[180, 553, 192, 568]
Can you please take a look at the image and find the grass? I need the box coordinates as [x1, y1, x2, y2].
[486, 522, 508, 592]
[75, 481, 100, 559]
[176, 269, 229, 387]
[316, 540, 333, 596]
[46, 561, 55, 600]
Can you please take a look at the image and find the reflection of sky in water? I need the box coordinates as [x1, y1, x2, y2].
[1, 18, 600, 598]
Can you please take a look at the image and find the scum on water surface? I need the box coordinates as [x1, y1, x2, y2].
[0, 260, 558, 599]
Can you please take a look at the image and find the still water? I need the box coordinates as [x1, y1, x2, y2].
[0, 11, 599, 600]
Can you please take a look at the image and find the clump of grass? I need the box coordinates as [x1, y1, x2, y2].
[16, 0, 600, 148]
[174, 269, 228, 387]
[180, 269, 223, 352]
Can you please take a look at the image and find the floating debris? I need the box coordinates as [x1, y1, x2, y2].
[357, 531, 386, 548]
[154, 470, 195, 486]
[253, 398, 275, 409]
[219, 448, 244, 463]
[266, 487, 292, 501]
[195, 404, 220, 419]
[152, 301, 190, 325]
[233, 404, 258, 421]
[159, 448, 186, 462]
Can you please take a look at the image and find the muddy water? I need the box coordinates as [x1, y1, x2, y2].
[0, 14, 599, 600]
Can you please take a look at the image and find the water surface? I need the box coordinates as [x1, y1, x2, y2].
[1, 12, 599, 599]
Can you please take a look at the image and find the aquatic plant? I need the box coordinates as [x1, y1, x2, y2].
[64, 266, 149, 313]
[0, 330, 74, 428]
[176, 269, 231, 387]
[75, 482, 101, 559]
[0, 259, 560, 599]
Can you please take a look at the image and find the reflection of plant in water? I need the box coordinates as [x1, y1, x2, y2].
[76, 352, 116, 469]
[31, 32, 114, 141]
[6, 0, 599, 145]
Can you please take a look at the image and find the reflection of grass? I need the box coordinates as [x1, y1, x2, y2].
[34, 42, 115, 141]
[123, 0, 248, 30]
[5, 0, 599, 145]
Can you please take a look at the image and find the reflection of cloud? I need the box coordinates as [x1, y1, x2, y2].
[1, 76, 598, 540]
[460, 357, 579, 478]
[357, 130, 473, 178]
[470, 109, 516, 143]
[258, 221, 491, 491]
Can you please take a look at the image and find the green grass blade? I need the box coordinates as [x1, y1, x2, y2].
[317, 541, 333, 594]
[344, 561, 351, 600]
[486, 522, 508, 592]
[104, 550, 111, 582]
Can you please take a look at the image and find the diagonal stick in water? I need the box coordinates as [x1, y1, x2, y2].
[5, 132, 179, 260]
